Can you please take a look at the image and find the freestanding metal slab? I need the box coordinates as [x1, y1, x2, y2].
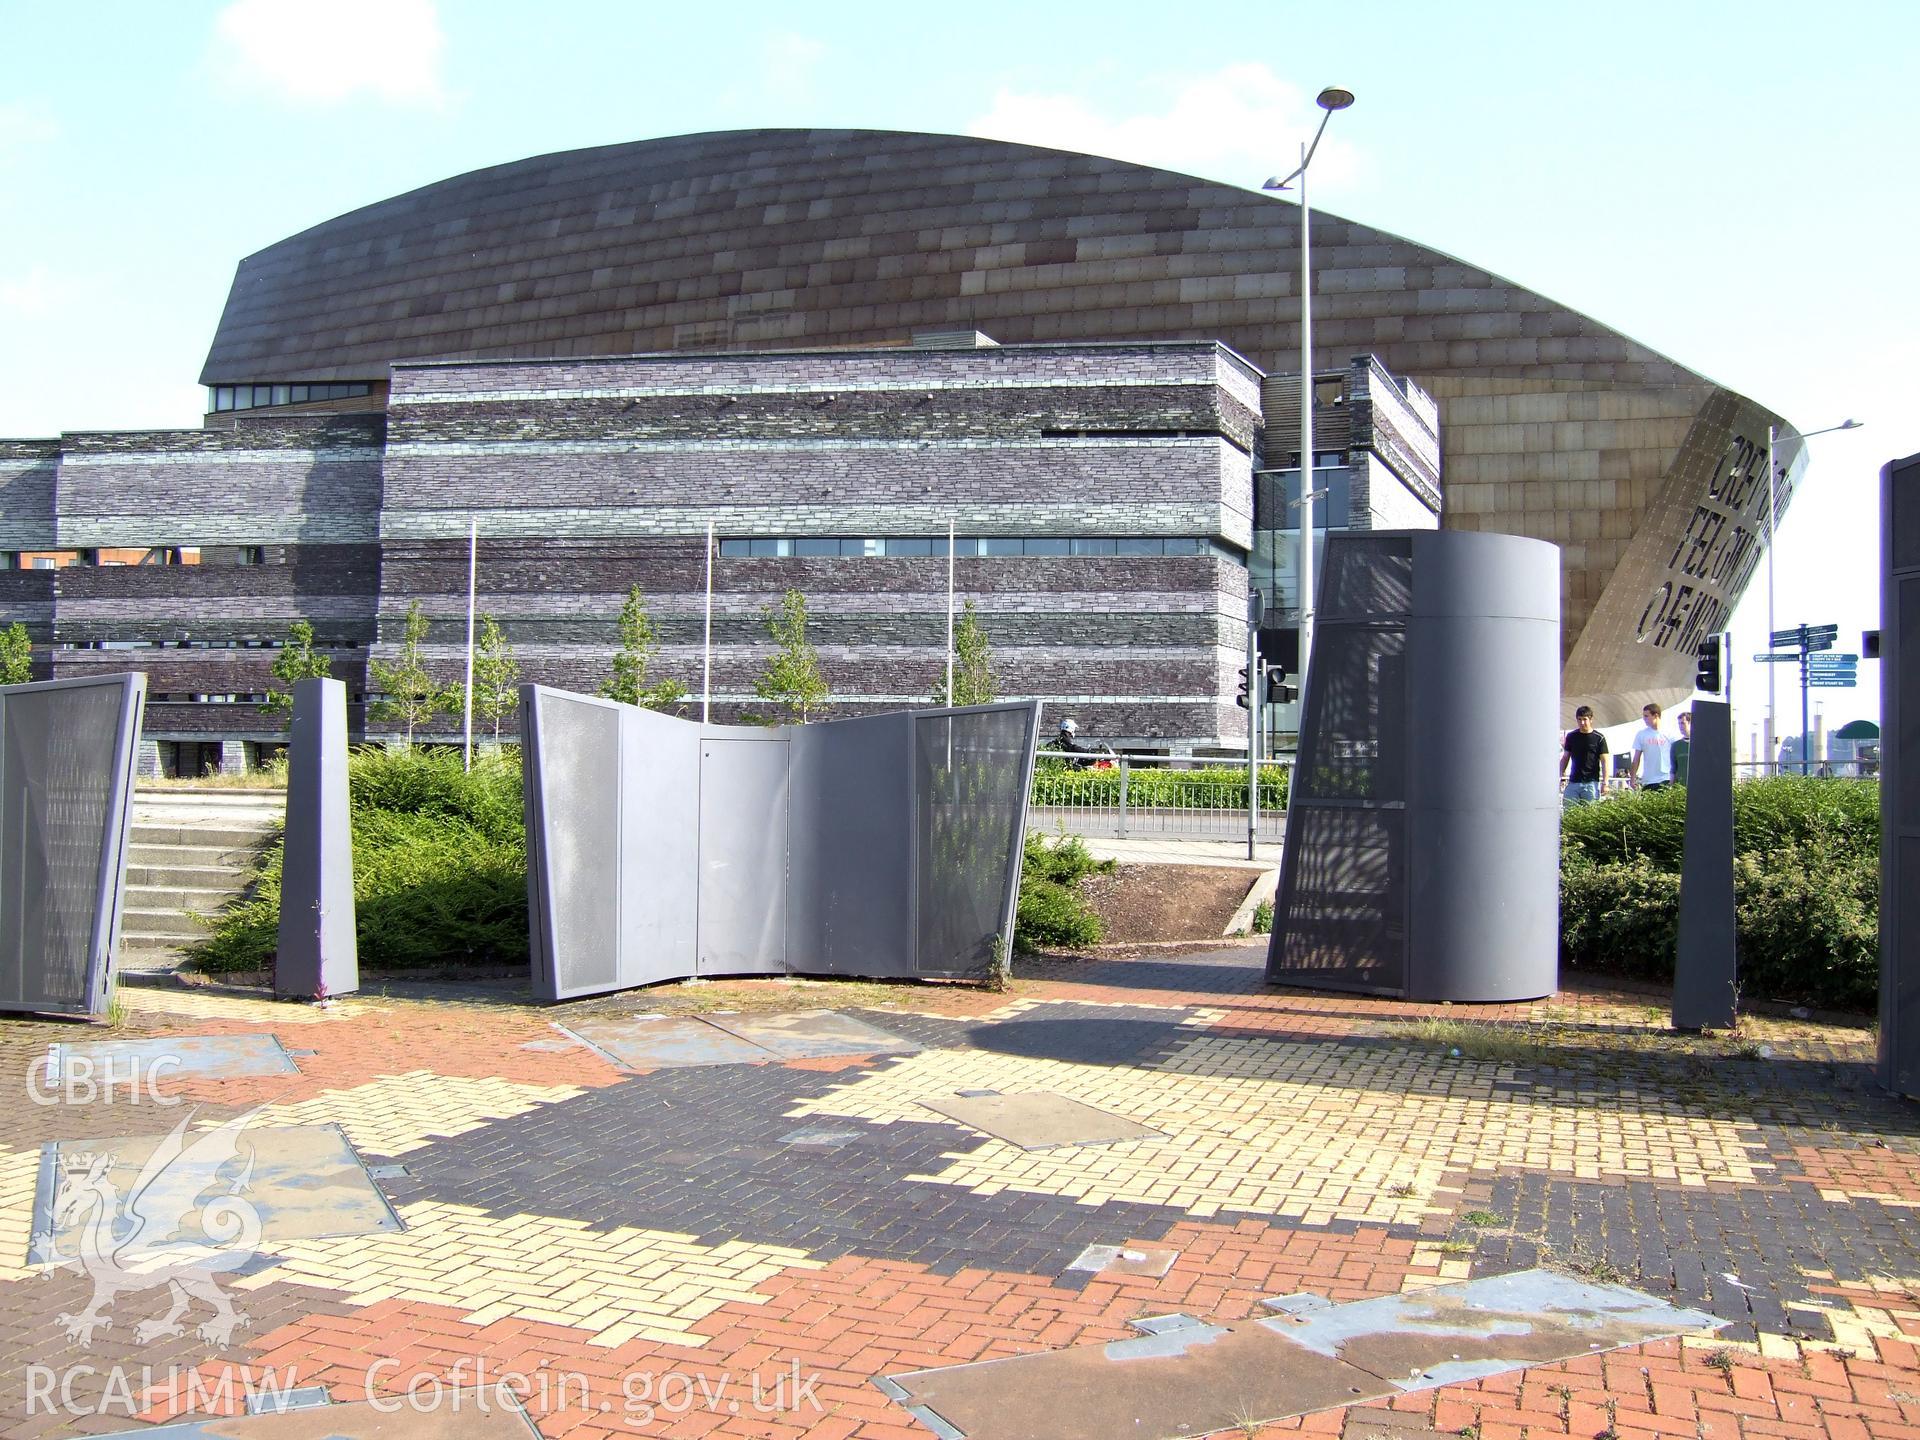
[704, 1010, 920, 1059]
[1674, 699, 1738, 1030]
[277, 676, 358, 999]
[917, 1092, 1161, 1150]
[0, 672, 145, 1018]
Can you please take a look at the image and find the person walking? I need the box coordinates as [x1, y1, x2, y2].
[1672, 710, 1692, 786]
[1559, 705, 1608, 807]
[1629, 702, 1676, 791]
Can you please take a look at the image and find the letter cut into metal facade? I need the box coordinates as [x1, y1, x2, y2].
[520, 691, 1040, 1000]
[0, 673, 145, 1017]
[1266, 530, 1560, 1002]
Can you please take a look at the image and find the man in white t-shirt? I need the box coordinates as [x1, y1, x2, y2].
[1629, 702, 1675, 791]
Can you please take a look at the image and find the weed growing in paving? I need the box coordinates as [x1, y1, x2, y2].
[1396, 1017, 1553, 1068]
[1460, 1210, 1506, 1228]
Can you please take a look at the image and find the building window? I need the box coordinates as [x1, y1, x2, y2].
[206, 381, 372, 413]
[717, 535, 1245, 563]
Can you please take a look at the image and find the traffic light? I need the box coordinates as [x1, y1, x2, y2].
[1866, 629, 1882, 660]
[1234, 666, 1250, 709]
[1266, 671, 1297, 705]
[1694, 633, 1725, 696]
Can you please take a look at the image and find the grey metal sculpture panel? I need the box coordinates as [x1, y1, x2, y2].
[1673, 699, 1737, 1030]
[0, 673, 144, 1017]
[1269, 530, 1559, 1002]
[787, 711, 914, 978]
[1880, 453, 1920, 1095]
[276, 677, 358, 999]
[698, 737, 790, 976]
[915, 706, 1045, 977]
[521, 688, 1039, 999]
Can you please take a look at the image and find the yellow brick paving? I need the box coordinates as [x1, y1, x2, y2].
[251, 1070, 586, 1156]
[787, 1021, 1767, 1225]
[120, 988, 368, 1026]
[243, 1200, 823, 1348]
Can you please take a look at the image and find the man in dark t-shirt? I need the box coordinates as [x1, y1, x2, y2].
[1560, 704, 1608, 807]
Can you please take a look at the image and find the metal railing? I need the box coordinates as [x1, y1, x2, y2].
[1029, 752, 1291, 840]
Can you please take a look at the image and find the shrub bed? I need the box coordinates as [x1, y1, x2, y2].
[1559, 777, 1879, 1010]
[1014, 832, 1116, 950]
[191, 746, 528, 974]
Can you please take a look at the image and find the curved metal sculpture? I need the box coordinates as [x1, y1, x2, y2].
[520, 689, 1040, 1000]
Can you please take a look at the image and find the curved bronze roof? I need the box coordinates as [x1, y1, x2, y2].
[200, 128, 1789, 723]
[202, 127, 1693, 390]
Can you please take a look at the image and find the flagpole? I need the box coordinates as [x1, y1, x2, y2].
[945, 519, 955, 705]
[462, 515, 476, 771]
[702, 521, 714, 724]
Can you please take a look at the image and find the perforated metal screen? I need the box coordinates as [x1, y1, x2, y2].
[914, 705, 1037, 976]
[523, 689, 1038, 999]
[0, 674, 144, 1017]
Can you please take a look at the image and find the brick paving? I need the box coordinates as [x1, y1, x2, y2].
[0, 947, 1915, 1437]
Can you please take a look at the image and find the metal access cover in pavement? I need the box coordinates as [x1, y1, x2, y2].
[880, 1268, 1721, 1440]
[916, 1092, 1162, 1150]
[99, 1388, 540, 1436]
[31, 1120, 403, 1265]
[49, 1033, 299, 1082]
[704, 1009, 922, 1059]
[557, 1010, 917, 1071]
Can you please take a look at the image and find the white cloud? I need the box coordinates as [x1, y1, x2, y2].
[0, 101, 58, 164]
[967, 64, 1362, 191]
[208, 0, 449, 108]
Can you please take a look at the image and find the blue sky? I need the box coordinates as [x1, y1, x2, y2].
[1, 0, 1912, 748]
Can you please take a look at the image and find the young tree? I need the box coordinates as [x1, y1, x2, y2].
[600, 585, 685, 711]
[261, 619, 332, 723]
[754, 588, 829, 724]
[0, 622, 31, 686]
[470, 614, 522, 742]
[370, 600, 452, 745]
[932, 600, 997, 707]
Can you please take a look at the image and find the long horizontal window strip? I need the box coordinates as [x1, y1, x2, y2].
[208, 383, 373, 412]
[64, 448, 383, 467]
[718, 536, 1243, 561]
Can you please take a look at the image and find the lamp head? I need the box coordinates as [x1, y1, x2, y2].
[1839, 418, 1862, 430]
[1316, 87, 1356, 111]
[1261, 176, 1291, 191]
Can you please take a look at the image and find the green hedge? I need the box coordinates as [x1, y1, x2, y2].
[191, 747, 529, 974]
[1559, 777, 1879, 1010]
[1032, 762, 1287, 812]
[1014, 832, 1115, 950]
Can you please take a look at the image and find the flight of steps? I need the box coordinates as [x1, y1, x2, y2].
[120, 789, 285, 972]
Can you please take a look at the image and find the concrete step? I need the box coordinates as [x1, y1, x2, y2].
[125, 861, 254, 889]
[121, 927, 203, 952]
[130, 823, 278, 850]
[125, 885, 238, 917]
[121, 907, 214, 939]
[128, 841, 269, 871]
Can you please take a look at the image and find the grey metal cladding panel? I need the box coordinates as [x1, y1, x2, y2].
[526, 689, 622, 999]
[203, 129, 1694, 391]
[619, 703, 701, 984]
[696, 736, 790, 976]
[786, 712, 911, 977]
[1411, 530, 1561, 622]
[0, 674, 142, 1016]
[1407, 615, 1558, 815]
[914, 705, 1036, 977]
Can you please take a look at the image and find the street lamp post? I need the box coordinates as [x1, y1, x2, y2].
[1764, 418, 1860, 772]
[1264, 86, 1353, 689]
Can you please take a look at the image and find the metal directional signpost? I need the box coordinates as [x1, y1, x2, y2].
[1765, 624, 1846, 773]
